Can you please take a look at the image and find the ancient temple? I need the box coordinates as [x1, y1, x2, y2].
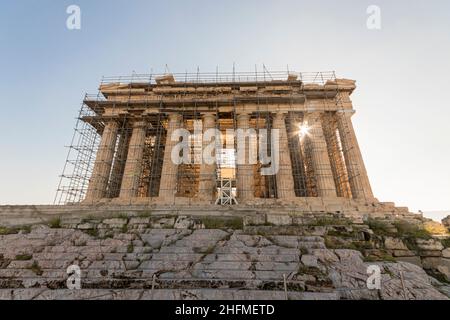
[55, 71, 375, 208]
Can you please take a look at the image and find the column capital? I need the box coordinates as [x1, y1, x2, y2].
[102, 120, 120, 131]
[201, 112, 216, 124]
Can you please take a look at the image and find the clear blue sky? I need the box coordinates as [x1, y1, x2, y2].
[1, 1, 449, 218]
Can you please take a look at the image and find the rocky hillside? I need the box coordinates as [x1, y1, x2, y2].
[0, 211, 449, 300]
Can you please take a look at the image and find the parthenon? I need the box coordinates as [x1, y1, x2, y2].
[56, 71, 375, 208]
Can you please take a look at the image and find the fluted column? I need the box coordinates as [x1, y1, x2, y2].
[321, 113, 352, 198]
[119, 120, 147, 198]
[303, 112, 337, 197]
[272, 112, 296, 199]
[336, 110, 374, 200]
[236, 112, 254, 202]
[158, 113, 183, 201]
[85, 120, 119, 201]
[108, 128, 131, 198]
[198, 113, 217, 202]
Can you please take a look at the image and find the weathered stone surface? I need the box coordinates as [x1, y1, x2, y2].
[421, 257, 450, 271]
[392, 250, 415, 257]
[103, 218, 127, 228]
[396, 256, 422, 267]
[423, 221, 448, 235]
[0, 212, 449, 300]
[384, 237, 408, 250]
[419, 250, 442, 257]
[442, 248, 450, 259]
[441, 215, 450, 229]
[129, 217, 150, 225]
[416, 239, 444, 251]
[266, 215, 292, 226]
[378, 262, 447, 300]
[77, 223, 95, 230]
[151, 217, 175, 229]
[0, 288, 339, 300]
[301, 255, 318, 268]
[174, 216, 194, 229]
[243, 215, 266, 226]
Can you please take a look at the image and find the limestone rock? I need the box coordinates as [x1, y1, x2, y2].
[301, 255, 318, 268]
[243, 215, 265, 226]
[416, 239, 444, 251]
[421, 257, 450, 271]
[396, 256, 422, 267]
[129, 217, 150, 225]
[392, 250, 415, 257]
[77, 223, 95, 230]
[384, 237, 408, 250]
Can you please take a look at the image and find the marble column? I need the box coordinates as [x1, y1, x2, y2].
[236, 112, 254, 202]
[158, 113, 183, 201]
[198, 113, 217, 202]
[303, 112, 337, 197]
[108, 128, 130, 198]
[85, 120, 119, 201]
[272, 112, 296, 199]
[119, 120, 147, 198]
[336, 110, 374, 200]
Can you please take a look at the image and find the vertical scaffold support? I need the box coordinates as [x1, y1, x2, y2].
[215, 178, 238, 205]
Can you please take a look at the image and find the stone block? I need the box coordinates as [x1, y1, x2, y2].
[416, 239, 444, 251]
[103, 218, 127, 228]
[150, 217, 175, 229]
[266, 214, 292, 226]
[174, 216, 193, 229]
[243, 215, 266, 226]
[129, 217, 150, 225]
[396, 256, 422, 267]
[301, 254, 318, 268]
[442, 248, 450, 258]
[392, 250, 415, 257]
[442, 215, 450, 228]
[421, 257, 450, 270]
[255, 262, 299, 271]
[77, 223, 95, 230]
[419, 250, 442, 257]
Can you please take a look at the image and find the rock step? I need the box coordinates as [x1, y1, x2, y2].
[0, 267, 313, 284]
[0, 288, 339, 300]
[0, 276, 332, 291]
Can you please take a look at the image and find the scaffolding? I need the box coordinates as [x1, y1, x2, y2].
[55, 69, 354, 205]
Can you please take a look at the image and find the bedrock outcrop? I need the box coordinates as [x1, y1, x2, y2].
[0, 210, 449, 300]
